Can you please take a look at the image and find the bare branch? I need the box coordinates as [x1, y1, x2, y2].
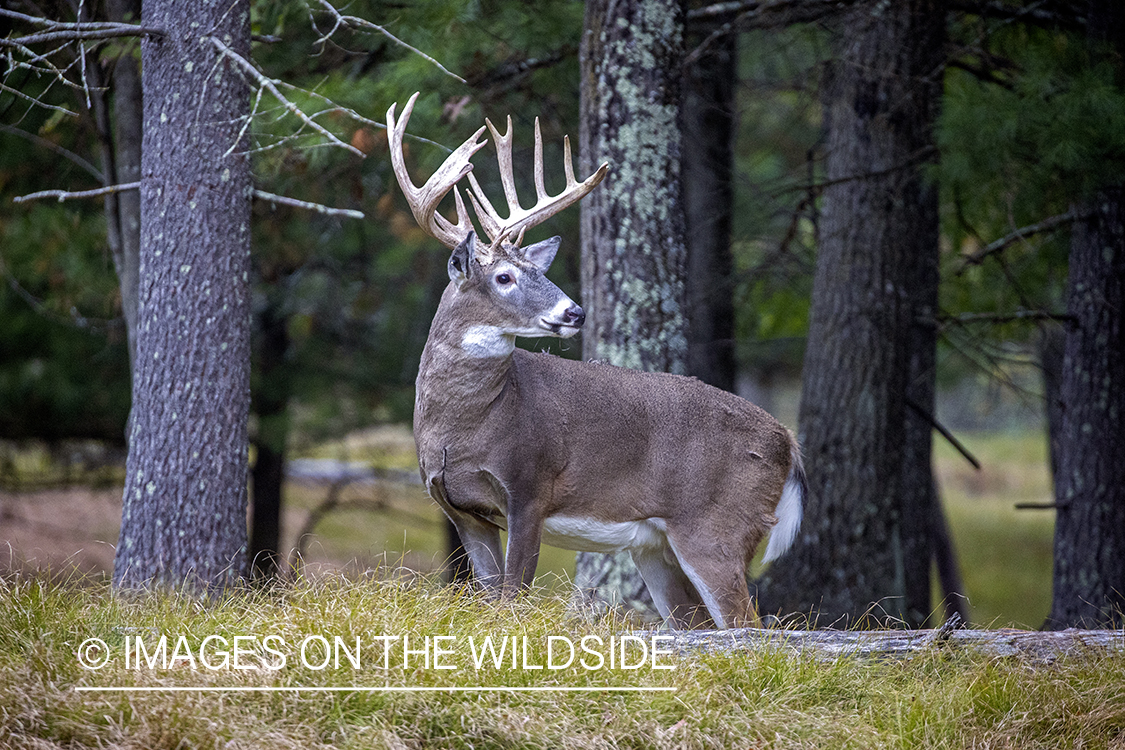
[939, 309, 1073, 326]
[0, 24, 162, 48]
[207, 34, 365, 158]
[13, 181, 365, 221]
[13, 182, 140, 204]
[685, 0, 860, 65]
[310, 0, 465, 83]
[947, 1, 1086, 30]
[0, 123, 105, 181]
[905, 396, 981, 471]
[0, 8, 162, 47]
[0, 81, 79, 118]
[253, 189, 364, 219]
[956, 211, 1085, 273]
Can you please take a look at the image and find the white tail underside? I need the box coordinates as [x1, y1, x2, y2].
[761, 450, 805, 564]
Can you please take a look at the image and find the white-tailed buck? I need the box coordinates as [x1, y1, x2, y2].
[389, 92, 805, 629]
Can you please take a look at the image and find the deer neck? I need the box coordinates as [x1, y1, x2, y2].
[415, 297, 517, 434]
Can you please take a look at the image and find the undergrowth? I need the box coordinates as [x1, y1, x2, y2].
[1, 573, 1123, 749]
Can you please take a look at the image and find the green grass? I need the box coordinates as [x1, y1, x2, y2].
[1, 573, 1123, 749]
[934, 431, 1055, 628]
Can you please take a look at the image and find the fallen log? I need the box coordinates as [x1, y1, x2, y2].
[649, 624, 1125, 662]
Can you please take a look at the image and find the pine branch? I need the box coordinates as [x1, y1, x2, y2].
[938, 309, 1074, 326]
[956, 211, 1085, 273]
[12, 182, 365, 220]
[0, 24, 162, 47]
[0, 81, 79, 119]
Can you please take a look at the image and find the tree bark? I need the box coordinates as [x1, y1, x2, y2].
[755, 0, 945, 627]
[682, 29, 737, 392]
[1045, 187, 1125, 629]
[1044, 0, 1125, 632]
[113, 0, 253, 590]
[576, 0, 689, 620]
[651, 625, 1124, 663]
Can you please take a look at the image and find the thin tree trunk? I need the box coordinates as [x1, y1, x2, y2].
[755, 0, 945, 627]
[682, 29, 736, 392]
[108, 0, 142, 370]
[900, 167, 943, 626]
[84, 0, 141, 371]
[576, 0, 689, 620]
[113, 0, 253, 590]
[250, 304, 291, 579]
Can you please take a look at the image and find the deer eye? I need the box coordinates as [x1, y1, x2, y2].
[496, 273, 513, 285]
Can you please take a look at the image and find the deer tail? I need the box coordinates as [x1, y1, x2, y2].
[762, 434, 805, 564]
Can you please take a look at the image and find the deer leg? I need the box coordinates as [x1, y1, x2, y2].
[430, 473, 504, 590]
[448, 511, 504, 591]
[664, 533, 759, 630]
[502, 502, 544, 597]
[630, 545, 715, 629]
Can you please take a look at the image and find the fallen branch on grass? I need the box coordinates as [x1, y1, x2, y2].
[651, 625, 1124, 663]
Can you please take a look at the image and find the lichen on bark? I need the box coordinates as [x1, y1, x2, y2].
[575, 0, 689, 616]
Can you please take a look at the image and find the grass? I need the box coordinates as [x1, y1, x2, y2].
[934, 431, 1055, 628]
[2, 573, 1124, 749]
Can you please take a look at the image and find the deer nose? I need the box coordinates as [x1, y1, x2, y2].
[564, 304, 585, 328]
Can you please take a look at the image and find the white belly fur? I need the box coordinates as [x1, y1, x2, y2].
[540, 515, 667, 554]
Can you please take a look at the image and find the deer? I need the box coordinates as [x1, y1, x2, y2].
[388, 92, 805, 629]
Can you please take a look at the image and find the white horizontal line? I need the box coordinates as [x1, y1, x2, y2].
[75, 685, 675, 693]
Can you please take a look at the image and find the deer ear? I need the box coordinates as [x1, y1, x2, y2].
[449, 233, 476, 287]
[521, 236, 562, 272]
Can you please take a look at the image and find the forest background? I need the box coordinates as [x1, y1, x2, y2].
[1, 0, 1123, 632]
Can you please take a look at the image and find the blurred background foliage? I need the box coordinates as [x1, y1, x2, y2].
[2, 0, 1123, 475]
[3, 0, 1124, 625]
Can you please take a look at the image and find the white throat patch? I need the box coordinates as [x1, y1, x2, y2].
[460, 325, 515, 358]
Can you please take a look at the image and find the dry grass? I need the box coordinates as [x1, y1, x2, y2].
[1, 573, 1123, 749]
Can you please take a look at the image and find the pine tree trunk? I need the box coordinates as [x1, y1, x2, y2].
[1043, 0, 1125, 632]
[1045, 186, 1125, 629]
[683, 31, 736, 392]
[755, 0, 944, 626]
[576, 0, 689, 620]
[113, 0, 252, 590]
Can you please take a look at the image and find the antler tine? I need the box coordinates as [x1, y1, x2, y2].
[466, 115, 609, 249]
[533, 117, 548, 203]
[486, 116, 522, 216]
[465, 171, 504, 243]
[386, 92, 487, 249]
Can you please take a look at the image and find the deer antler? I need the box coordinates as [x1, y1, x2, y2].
[466, 116, 609, 249]
[387, 92, 487, 249]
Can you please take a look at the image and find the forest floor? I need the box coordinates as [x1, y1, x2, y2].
[4, 429, 1123, 749]
[2, 573, 1123, 749]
